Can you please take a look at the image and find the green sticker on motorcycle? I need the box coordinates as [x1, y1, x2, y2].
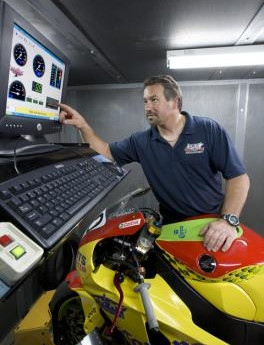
[160, 218, 243, 242]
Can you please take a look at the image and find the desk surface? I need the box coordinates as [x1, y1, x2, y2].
[0, 144, 93, 183]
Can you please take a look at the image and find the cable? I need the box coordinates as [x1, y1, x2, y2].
[13, 136, 23, 175]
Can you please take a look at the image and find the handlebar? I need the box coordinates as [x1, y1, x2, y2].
[134, 282, 159, 332]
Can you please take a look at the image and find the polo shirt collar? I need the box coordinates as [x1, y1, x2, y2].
[151, 126, 161, 140]
[150, 111, 196, 140]
[182, 111, 196, 134]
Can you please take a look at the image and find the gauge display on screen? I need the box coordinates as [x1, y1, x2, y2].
[6, 24, 66, 121]
[33, 54, 45, 77]
[13, 43, 27, 66]
[32, 81, 43, 93]
[8, 80, 26, 101]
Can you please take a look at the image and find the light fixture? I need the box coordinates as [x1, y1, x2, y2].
[167, 45, 264, 69]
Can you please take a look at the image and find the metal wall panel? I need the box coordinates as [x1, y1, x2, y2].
[181, 84, 238, 141]
[243, 83, 264, 233]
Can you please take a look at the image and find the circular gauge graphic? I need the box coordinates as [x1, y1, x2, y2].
[33, 54, 45, 77]
[13, 43, 27, 66]
[8, 81, 26, 101]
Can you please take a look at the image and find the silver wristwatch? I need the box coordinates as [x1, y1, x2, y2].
[221, 213, 240, 227]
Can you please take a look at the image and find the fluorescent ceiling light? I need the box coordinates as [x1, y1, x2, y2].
[167, 45, 264, 69]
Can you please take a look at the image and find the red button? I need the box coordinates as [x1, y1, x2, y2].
[0, 234, 13, 247]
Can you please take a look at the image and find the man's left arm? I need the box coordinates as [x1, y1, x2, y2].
[200, 174, 250, 252]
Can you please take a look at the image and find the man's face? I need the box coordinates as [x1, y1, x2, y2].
[143, 84, 177, 126]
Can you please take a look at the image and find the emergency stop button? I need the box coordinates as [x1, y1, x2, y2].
[10, 245, 26, 259]
[0, 234, 13, 247]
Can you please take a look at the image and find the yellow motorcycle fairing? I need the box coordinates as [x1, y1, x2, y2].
[74, 260, 228, 345]
[157, 218, 264, 322]
[74, 287, 105, 334]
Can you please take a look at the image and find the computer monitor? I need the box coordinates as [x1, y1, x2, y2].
[0, 3, 69, 156]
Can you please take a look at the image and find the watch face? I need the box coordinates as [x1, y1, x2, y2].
[229, 215, 239, 226]
[33, 54, 45, 77]
[223, 213, 239, 226]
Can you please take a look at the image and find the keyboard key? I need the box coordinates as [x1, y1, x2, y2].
[0, 190, 12, 200]
[26, 210, 40, 221]
[42, 224, 56, 239]
[52, 218, 63, 227]
[8, 197, 22, 208]
[10, 185, 23, 194]
[18, 203, 32, 214]
[34, 214, 52, 228]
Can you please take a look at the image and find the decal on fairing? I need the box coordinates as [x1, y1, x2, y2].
[76, 251, 86, 273]
[86, 305, 97, 322]
[120, 329, 150, 345]
[94, 295, 126, 318]
[88, 209, 107, 231]
[163, 251, 264, 283]
[159, 218, 243, 242]
[173, 225, 187, 239]
[119, 219, 141, 229]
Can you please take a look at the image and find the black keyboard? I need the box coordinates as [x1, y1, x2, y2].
[0, 156, 126, 249]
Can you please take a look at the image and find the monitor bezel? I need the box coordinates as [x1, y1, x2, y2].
[0, 2, 70, 137]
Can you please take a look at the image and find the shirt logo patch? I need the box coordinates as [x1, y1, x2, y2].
[184, 142, 204, 154]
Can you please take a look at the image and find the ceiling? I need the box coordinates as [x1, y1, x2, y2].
[4, 0, 264, 86]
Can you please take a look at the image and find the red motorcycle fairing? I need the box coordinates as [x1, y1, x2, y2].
[66, 270, 82, 289]
[79, 211, 145, 247]
[157, 216, 264, 279]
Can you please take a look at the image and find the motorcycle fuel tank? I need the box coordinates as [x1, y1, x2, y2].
[156, 216, 264, 321]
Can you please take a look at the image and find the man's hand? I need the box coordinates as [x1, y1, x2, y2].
[59, 103, 113, 160]
[200, 219, 237, 252]
[59, 103, 91, 132]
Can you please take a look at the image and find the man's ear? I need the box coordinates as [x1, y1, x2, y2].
[171, 96, 180, 110]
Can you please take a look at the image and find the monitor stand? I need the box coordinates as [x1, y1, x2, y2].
[0, 134, 63, 157]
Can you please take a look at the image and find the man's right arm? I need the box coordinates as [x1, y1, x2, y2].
[59, 103, 113, 161]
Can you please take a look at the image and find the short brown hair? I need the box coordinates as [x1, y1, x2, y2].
[143, 75, 183, 111]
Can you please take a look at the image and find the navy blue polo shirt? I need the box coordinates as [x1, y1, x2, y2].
[109, 112, 246, 217]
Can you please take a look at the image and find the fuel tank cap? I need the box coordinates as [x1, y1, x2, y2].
[198, 254, 217, 273]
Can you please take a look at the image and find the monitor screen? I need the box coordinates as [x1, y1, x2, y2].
[0, 3, 69, 156]
[7, 24, 65, 124]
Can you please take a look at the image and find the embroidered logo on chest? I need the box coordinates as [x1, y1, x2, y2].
[184, 142, 205, 154]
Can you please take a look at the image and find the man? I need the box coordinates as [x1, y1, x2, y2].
[59, 75, 250, 253]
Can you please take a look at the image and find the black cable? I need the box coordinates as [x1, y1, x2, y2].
[13, 136, 23, 175]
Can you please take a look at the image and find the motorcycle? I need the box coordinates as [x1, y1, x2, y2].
[50, 187, 264, 345]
